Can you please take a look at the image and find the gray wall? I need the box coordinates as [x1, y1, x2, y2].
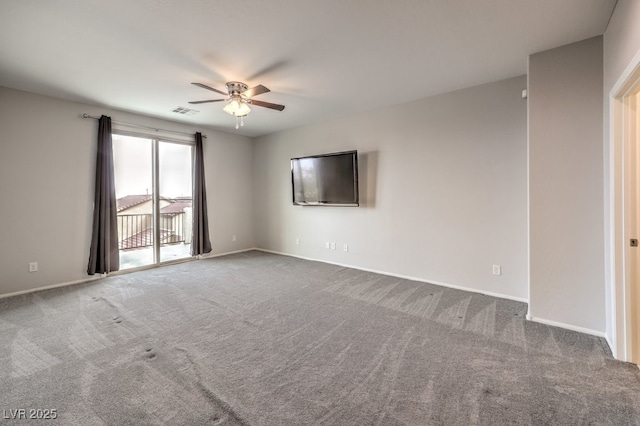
[528, 37, 604, 333]
[603, 0, 640, 352]
[253, 76, 529, 301]
[0, 86, 254, 296]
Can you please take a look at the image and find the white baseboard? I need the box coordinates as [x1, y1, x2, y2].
[0, 247, 256, 300]
[200, 247, 256, 259]
[254, 248, 529, 304]
[0, 275, 106, 300]
[526, 314, 606, 338]
[605, 333, 617, 358]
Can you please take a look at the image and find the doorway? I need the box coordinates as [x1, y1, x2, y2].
[112, 133, 193, 270]
[625, 87, 640, 364]
[611, 58, 640, 364]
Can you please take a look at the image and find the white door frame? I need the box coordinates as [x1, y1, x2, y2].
[609, 49, 640, 363]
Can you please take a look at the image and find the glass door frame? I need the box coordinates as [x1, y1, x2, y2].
[112, 129, 195, 268]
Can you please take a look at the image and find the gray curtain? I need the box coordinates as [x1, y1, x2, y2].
[87, 115, 120, 275]
[192, 132, 212, 255]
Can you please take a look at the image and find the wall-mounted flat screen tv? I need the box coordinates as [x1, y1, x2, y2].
[291, 150, 359, 206]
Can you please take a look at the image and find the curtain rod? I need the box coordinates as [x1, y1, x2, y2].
[81, 113, 206, 138]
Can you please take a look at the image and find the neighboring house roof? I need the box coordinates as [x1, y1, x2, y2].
[173, 196, 192, 202]
[117, 195, 192, 213]
[117, 194, 152, 212]
[160, 201, 192, 214]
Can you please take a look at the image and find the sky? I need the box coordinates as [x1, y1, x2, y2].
[112, 134, 192, 199]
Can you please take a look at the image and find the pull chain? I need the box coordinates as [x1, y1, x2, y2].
[235, 115, 246, 130]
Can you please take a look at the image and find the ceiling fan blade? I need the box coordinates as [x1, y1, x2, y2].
[191, 82, 227, 96]
[250, 99, 285, 111]
[188, 99, 226, 104]
[243, 84, 270, 98]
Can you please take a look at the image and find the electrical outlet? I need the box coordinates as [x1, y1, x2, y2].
[330, 242, 336, 250]
[296, 238, 300, 245]
[343, 244, 348, 252]
[232, 235, 237, 241]
[492, 265, 502, 276]
[28, 262, 38, 272]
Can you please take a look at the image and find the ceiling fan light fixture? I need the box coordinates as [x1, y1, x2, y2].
[223, 98, 251, 116]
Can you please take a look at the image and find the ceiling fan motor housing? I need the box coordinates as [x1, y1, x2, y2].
[226, 81, 248, 96]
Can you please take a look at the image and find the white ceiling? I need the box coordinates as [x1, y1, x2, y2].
[0, 0, 617, 137]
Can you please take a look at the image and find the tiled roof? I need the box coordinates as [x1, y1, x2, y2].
[117, 195, 193, 213]
[160, 201, 192, 214]
[117, 195, 152, 212]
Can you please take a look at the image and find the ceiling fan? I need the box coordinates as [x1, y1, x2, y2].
[189, 81, 285, 129]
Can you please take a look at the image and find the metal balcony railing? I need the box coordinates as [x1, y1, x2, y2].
[117, 213, 187, 250]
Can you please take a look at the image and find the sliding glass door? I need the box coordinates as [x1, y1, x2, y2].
[112, 134, 193, 270]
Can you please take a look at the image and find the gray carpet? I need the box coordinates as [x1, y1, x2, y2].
[1, 250, 639, 425]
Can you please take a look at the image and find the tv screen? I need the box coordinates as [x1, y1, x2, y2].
[291, 150, 359, 206]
